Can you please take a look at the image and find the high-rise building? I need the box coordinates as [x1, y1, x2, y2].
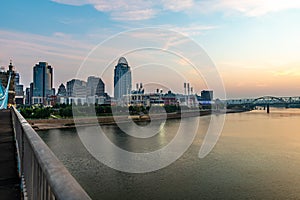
[87, 76, 105, 96]
[201, 90, 213, 101]
[14, 72, 24, 105]
[15, 85, 24, 105]
[114, 57, 132, 100]
[95, 79, 105, 96]
[25, 87, 30, 105]
[32, 62, 53, 104]
[66, 79, 87, 97]
[57, 83, 67, 96]
[14, 73, 20, 85]
[25, 82, 34, 105]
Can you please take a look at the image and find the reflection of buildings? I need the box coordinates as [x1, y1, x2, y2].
[114, 57, 132, 101]
[32, 62, 54, 105]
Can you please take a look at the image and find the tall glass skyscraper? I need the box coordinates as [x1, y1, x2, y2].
[32, 62, 53, 104]
[87, 76, 105, 96]
[114, 57, 132, 100]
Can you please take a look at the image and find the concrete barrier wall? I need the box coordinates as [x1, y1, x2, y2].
[11, 106, 91, 200]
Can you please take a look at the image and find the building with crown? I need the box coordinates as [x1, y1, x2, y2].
[113, 57, 132, 102]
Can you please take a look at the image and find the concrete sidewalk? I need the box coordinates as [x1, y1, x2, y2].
[0, 109, 20, 200]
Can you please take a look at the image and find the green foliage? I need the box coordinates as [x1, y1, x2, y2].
[19, 103, 182, 119]
[19, 107, 51, 119]
[59, 106, 73, 118]
[33, 107, 51, 118]
[95, 105, 112, 116]
[19, 107, 33, 118]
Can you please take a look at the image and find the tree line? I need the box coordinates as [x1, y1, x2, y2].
[18, 104, 184, 119]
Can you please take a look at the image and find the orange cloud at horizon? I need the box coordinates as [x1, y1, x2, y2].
[219, 63, 300, 98]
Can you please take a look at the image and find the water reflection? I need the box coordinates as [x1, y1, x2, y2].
[38, 109, 300, 199]
[99, 119, 180, 153]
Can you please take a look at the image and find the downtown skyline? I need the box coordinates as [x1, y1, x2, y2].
[0, 0, 300, 98]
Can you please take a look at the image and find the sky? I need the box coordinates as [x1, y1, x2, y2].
[0, 0, 299, 99]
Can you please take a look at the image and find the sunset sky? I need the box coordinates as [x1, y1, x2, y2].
[0, 0, 299, 98]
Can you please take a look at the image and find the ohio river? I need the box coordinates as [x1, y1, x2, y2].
[38, 108, 300, 199]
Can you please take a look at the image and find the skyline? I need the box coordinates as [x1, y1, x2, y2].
[0, 1, 300, 98]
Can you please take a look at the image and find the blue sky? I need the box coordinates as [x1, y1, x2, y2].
[0, 0, 300, 98]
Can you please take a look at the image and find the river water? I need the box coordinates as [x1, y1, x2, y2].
[38, 108, 300, 199]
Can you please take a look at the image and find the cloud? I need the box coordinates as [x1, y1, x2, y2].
[161, 0, 194, 12]
[51, 0, 194, 20]
[51, 0, 85, 6]
[271, 69, 300, 77]
[53, 32, 73, 39]
[198, 0, 300, 17]
[171, 24, 219, 36]
[52, 0, 300, 21]
[110, 9, 157, 21]
[52, 0, 157, 20]
[0, 29, 94, 88]
[272, 70, 293, 76]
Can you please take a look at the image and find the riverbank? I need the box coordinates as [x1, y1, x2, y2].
[28, 109, 247, 131]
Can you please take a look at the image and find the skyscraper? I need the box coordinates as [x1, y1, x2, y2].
[87, 76, 105, 96]
[57, 83, 67, 96]
[14, 73, 20, 85]
[201, 90, 213, 101]
[15, 73, 24, 105]
[25, 87, 31, 105]
[114, 57, 132, 100]
[66, 79, 87, 97]
[95, 79, 105, 96]
[32, 62, 53, 104]
[25, 82, 33, 105]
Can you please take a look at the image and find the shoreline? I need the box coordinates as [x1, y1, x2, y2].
[29, 109, 247, 131]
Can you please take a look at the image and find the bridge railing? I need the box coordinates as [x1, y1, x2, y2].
[11, 106, 91, 200]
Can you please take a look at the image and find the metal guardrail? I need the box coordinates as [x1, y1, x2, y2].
[11, 106, 91, 200]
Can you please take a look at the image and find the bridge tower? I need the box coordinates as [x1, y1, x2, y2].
[0, 60, 16, 106]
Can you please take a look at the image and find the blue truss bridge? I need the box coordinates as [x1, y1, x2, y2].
[0, 72, 11, 109]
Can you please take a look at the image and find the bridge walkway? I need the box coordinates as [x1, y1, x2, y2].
[0, 109, 20, 200]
